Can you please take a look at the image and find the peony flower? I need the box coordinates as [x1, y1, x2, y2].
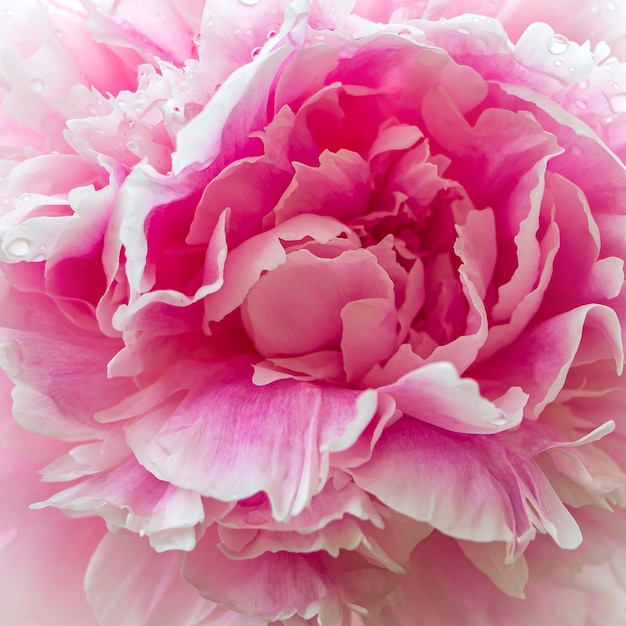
[1, 0, 626, 624]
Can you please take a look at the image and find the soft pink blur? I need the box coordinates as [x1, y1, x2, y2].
[1, 0, 626, 625]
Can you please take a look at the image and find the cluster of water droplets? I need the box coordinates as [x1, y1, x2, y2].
[546, 30, 626, 120]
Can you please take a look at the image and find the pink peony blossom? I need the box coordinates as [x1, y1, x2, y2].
[1, 0, 626, 624]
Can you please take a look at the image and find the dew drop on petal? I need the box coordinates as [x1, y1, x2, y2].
[575, 99, 588, 109]
[251, 46, 262, 59]
[554, 60, 563, 67]
[471, 16, 482, 23]
[19, 193, 31, 204]
[29, 79, 44, 94]
[239, 0, 260, 5]
[7, 238, 30, 257]
[457, 27, 470, 35]
[489, 411, 508, 427]
[612, 81, 620, 89]
[548, 34, 569, 55]
[267, 29, 278, 39]
[193, 32, 202, 46]
[213, 83, 222, 93]
[608, 1, 616, 10]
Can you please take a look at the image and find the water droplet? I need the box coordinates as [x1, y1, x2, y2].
[575, 99, 588, 109]
[313, 33, 326, 41]
[398, 28, 412, 38]
[554, 60, 563, 67]
[568, 66, 576, 73]
[457, 27, 470, 35]
[472, 16, 482, 23]
[19, 193, 31, 204]
[604, 115, 615, 124]
[489, 418, 507, 426]
[267, 29, 278, 39]
[213, 83, 222, 93]
[127, 140, 139, 152]
[29, 79, 44, 94]
[612, 81, 620, 89]
[239, 0, 260, 5]
[193, 32, 203, 46]
[118, 100, 127, 109]
[32, 254, 45, 262]
[609, 94, 626, 113]
[7, 238, 30, 257]
[244, 29, 253, 36]
[607, 1, 616, 10]
[206, 18, 214, 27]
[487, 409, 508, 427]
[251, 46, 262, 59]
[548, 34, 569, 55]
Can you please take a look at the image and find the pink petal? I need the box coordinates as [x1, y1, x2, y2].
[0, 370, 103, 625]
[202, 214, 355, 329]
[187, 157, 293, 249]
[85, 531, 220, 626]
[0, 284, 135, 440]
[182, 525, 400, 623]
[117, 358, 377, 520]
[34, 459, 205, 552]
[351, 418, 581, 551]
[380, 362, 525, 434]
[369, 532, 590, 626]
[340, 297, 398, 382]
[471, 304, 624, 417]
[273, 149, 370, 225]
[241, 248, 395, 359]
